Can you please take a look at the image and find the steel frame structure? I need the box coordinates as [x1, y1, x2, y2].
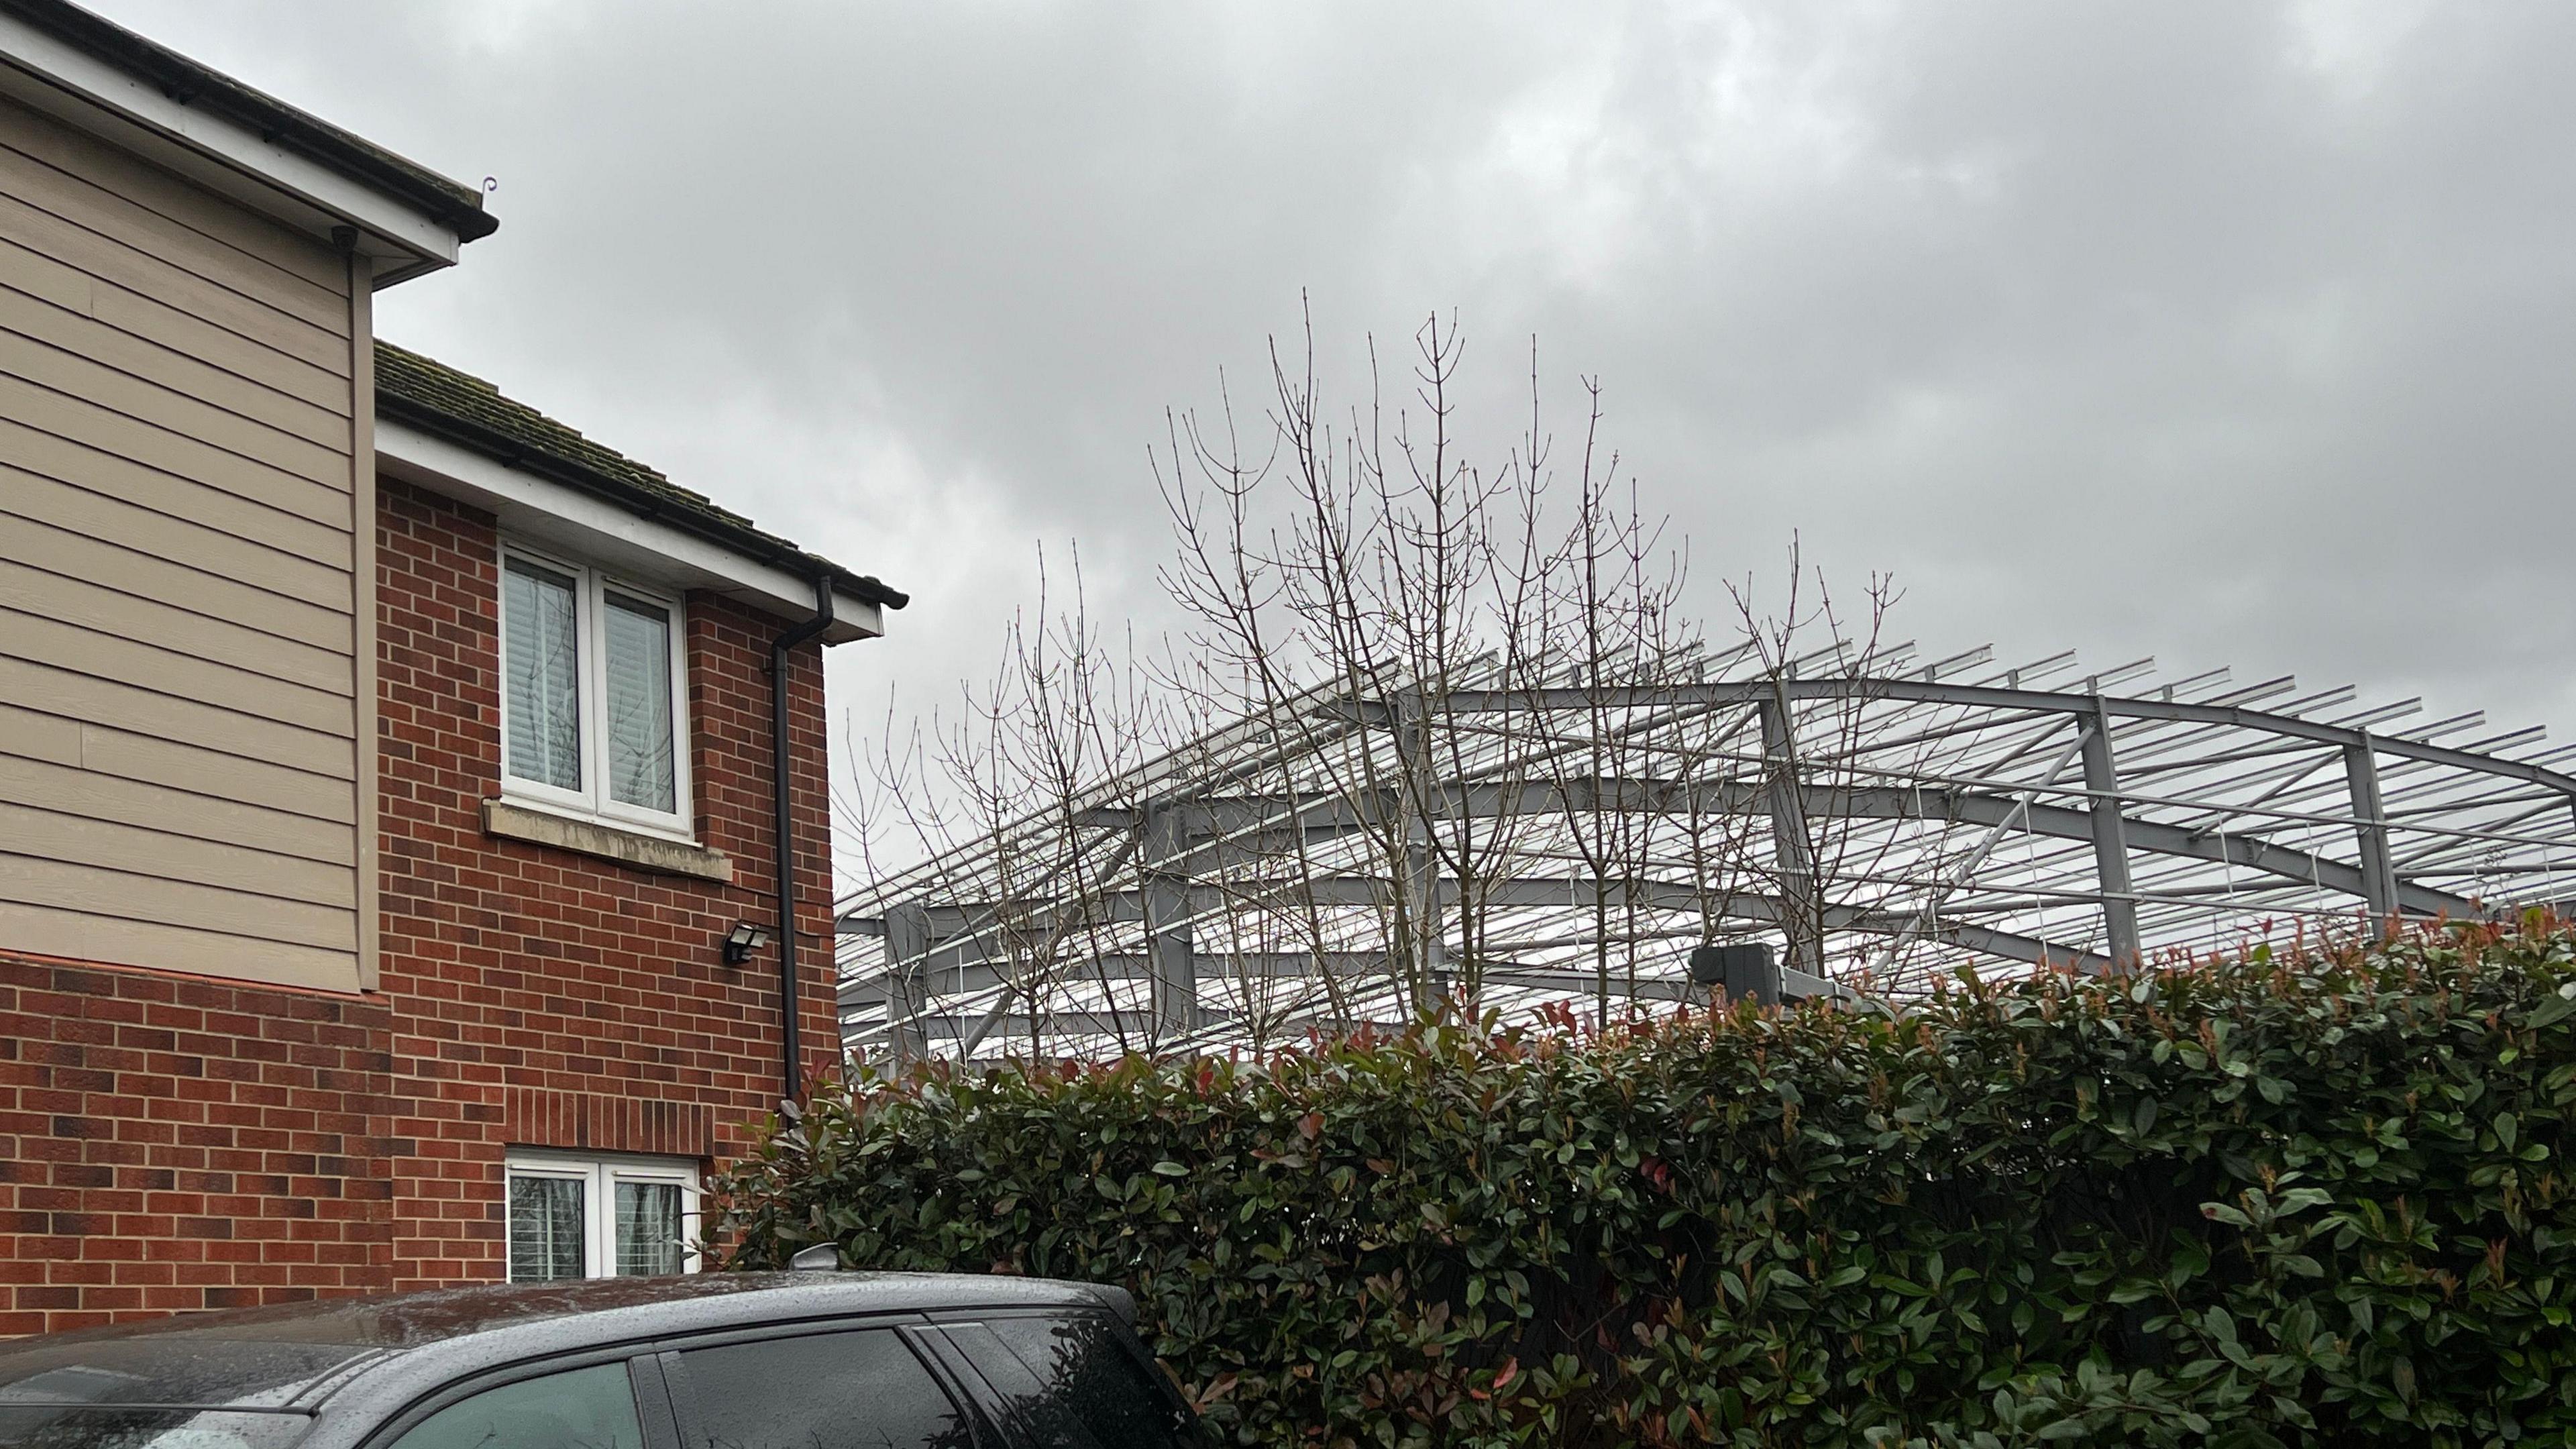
[837, 644, 2576, 1062]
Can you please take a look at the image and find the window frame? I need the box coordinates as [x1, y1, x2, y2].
[504, 1148, 704, 1282]
[659, 1326, 986, 1449]
[356, 1349, 668, 1449]
[496, 540, 694, 841]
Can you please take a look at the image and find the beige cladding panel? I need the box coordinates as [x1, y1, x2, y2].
[0, 93, 364, 995]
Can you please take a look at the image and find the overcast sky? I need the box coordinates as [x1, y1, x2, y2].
[95, 0, 2576, 888]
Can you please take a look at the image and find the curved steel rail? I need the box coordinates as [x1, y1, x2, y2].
[837, 647, 2576, 1061]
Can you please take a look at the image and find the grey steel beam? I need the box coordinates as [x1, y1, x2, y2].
[844, 875, 2108, 986]
[2345, 737, 2400, 920]
[1482, 969, 1697, 1001]
[1414, 680, 2576, 798]
[1929, 920, 2112, 973]
[1152, 778, 2473, 917]
[1465, 877, 2110, 972]
[2080, 702, 2141, 966]
[888, 1009, 1167, 1041]
[840, 951, 1388, 1009]
[1479, 964, 1847, 1002]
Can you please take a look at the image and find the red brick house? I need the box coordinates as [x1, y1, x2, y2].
[0, 1, 902, 1332]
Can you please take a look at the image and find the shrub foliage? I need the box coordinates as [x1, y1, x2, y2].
[714, 922, 2576, 1448]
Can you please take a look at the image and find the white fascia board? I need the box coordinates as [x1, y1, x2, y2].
[377, 419, 886, 644]
[0, 16, 460, 278]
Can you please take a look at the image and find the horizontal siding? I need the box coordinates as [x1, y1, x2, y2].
[0, 557, 353, 694]
[0, 799, 353, 907]
[0, 655, 354, 778]
[0, 278, 347, 445]
[1, 607, 352, 733]
[0, 751, 352, 865]
[0, 189, 345, 373]
[1, 461, 351, 602]
[0, 99, 348, 294]
[0, 700, 78, 765]
[0, 900, 357, 992]
[0, 327, 349, 485]
[0, 230, 348, 407]
[0, 92, 361, 991]
[0, 373, 349, 528]
[0, 853, 354, 951]
[77, 719, 356, 825]
[0, 507, 350, 649]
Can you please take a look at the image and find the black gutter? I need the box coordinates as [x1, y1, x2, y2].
[1, 0, 498, 241]
[376, 390, 908, 610]
[770, 575, 837, 1103]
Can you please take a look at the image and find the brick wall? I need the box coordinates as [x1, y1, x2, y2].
[374, 477, 839, 1289]
[0, 476, 843, 1330]
[0, 957, 394, 1336]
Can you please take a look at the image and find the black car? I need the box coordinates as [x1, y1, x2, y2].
[0, 1271, 1205, 1449]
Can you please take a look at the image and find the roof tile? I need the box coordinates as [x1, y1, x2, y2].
[374, 341, 904, 610]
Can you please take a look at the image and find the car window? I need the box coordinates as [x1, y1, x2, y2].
[671, 1331, 971, 1449]
[386, 1361, 644, 1449]
[946, 1317, 1194, 1449]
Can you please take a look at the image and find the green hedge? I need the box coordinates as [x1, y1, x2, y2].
[713, 921, 2576, 1448]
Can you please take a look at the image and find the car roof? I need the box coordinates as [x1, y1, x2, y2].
[0, 1274, 1121, 1411]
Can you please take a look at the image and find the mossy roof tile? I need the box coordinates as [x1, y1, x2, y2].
[374, 341, 904, 610]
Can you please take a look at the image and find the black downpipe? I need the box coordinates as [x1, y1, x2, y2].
[769, 575, 835, 1103]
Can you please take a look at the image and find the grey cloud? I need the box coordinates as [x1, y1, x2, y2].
[97, 0, 2576, 879]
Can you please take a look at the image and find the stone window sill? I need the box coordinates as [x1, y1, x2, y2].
[481, 798, 737, 883]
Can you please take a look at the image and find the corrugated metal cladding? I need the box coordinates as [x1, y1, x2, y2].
[0, 90, 367, 993]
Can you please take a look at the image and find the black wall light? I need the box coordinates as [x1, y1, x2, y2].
[722, 922, 772, 966]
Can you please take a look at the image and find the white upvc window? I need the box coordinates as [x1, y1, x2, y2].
[504, 1150, 702, 1283]
[498, 541, 693, 839]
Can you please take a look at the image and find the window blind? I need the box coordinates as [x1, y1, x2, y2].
[613, 1180, 684, 1276]
[502, 558, 583, 791]
[506, 1175, 585, 1283]
[604, 593, 676, 813]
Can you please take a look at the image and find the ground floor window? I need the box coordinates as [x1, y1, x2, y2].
[504, 1150, 700, 1283]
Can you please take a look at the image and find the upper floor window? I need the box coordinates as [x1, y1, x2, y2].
[500, 543, 692, 838]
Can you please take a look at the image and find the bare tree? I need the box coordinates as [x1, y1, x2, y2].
[835, 311, 2576, 1063]
[839, 311, 1911, 1062]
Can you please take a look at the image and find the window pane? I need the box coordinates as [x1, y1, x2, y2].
[603, 594, 676, 814]
[504, 558, 583, 792]
[676, 1332, 971, 1449]
[390, 1362, 643, 1449]
[980, 1316, 1195, 1449]
[613, 1180, 684, 1277]
[507, 1175, 585, 1284]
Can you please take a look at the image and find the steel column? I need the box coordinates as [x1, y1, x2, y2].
[2344, 737, 2400, 921]
[1396, 702, 1446, 1000]
[879, 902, 931, 1063]
[1759, 696, 1824, 975]
[2080, 702, 2141, 968]
[1142, 803, 1197, 1032]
